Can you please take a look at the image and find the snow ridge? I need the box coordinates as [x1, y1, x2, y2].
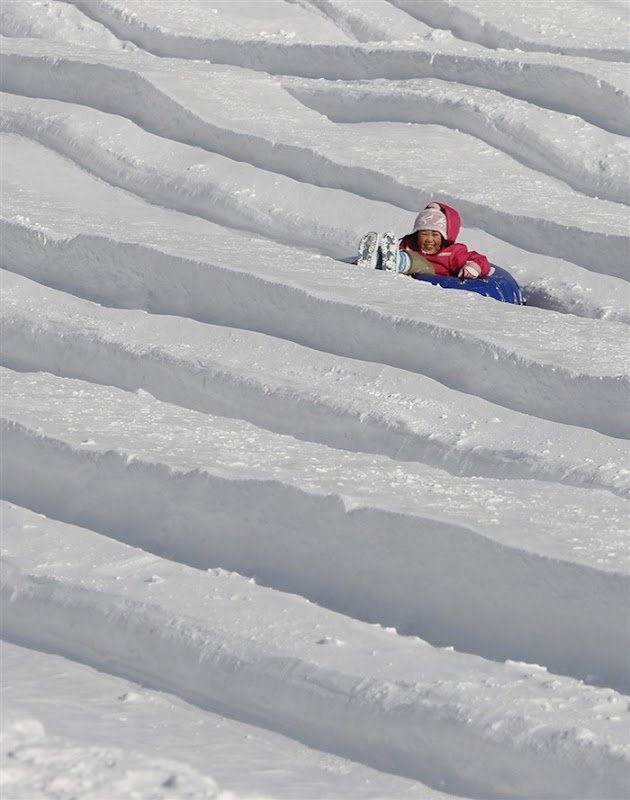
[390, 0, 630, 62]
[3, 223, 629, 438]
[2, 378, 629, 690]
[54, 0, 630, 134]
[1, 43, 628, 274]
[282, 76, 629, 205]
[3, 503, 629, 800]
[3, 270, 629, 496]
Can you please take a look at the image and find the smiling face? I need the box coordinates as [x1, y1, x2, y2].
[417, 230, 443, 254]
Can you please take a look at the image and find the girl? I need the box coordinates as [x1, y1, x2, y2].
[357, 202, 493, 279]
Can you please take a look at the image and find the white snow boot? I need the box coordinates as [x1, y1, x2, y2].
[357, 231, 381, 269]
[379, 231, 401, 272]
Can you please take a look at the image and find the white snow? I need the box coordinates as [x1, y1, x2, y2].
[0, 1, 628, 798]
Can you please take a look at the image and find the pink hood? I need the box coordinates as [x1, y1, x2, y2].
[435, 203, 461, 244]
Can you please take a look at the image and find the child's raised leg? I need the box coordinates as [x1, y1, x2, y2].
[379, 232, 402, 272]
[357, 231, 381, 269]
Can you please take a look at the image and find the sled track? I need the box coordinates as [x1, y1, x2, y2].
[1, 2, 629, 799]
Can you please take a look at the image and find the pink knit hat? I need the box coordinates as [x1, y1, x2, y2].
[412, 202, 448, 238]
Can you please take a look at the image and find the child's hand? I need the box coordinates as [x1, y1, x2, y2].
[458, 262, 481, 279]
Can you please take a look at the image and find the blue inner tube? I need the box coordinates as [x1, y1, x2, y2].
[411, 265, 524, 305]
[340, 256, 524, 305]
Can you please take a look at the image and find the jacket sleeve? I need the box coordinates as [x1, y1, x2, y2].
[445, 244, 492, 277]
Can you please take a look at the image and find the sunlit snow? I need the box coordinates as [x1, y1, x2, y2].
[1, 1, 629, 799]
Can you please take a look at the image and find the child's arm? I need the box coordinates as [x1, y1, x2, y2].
[446, 244, 492, 278]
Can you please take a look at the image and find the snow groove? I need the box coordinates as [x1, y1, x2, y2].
[3, 503, 628, 800]
[282, 76, 630, 205]
[59, 0, 630, 135]
[389, 0, 630, 63]
[2, 270, 629, 498]
[1, 46, 628, 274]
[2, 370, 629, 694]
[3, 224, 629, 439]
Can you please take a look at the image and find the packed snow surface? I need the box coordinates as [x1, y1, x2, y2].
[0, 1, 629, 799]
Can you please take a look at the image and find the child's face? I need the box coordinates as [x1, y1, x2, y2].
[417, 230, 442, 254]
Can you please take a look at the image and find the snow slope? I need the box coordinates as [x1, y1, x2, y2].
[1, 1, 629, 798]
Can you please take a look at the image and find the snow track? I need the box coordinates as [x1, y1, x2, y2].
[46, 0, 630, 133]
[2, 271, 629, 496]
[2, 500, 629, 800]
[1, 42, 628, 272]
[282, 76, 629, 205]
[1, 2, 629, 798]
[2, 367, 629, 692]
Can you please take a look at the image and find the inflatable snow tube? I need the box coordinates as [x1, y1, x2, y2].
[412, 265, 524, 305]
[341, 257, 524, 305]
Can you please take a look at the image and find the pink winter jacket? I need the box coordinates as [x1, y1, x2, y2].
[399, 203, 492, 278]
